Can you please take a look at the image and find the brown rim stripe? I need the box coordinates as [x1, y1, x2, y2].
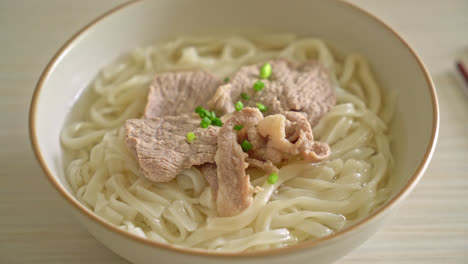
[29, 0, 439, 258]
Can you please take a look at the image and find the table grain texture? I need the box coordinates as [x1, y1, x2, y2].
[1, 0, 467, 263]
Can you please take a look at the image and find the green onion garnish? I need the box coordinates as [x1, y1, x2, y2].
[200, 117, 212, 128]
[256, 102, 268, 112]
[195, 106, 204, 114]
[234, 124, 244, 131]
[260, 63, 272, 79]
[240, 139, 253, 152]
[235, 101, 244, 112]
[195, 106, 216, 120]
[241, 92, 250, 100]
[212, 117, 223, 127]
[253, 80, 265, 92]
[186, 132, 196, 143]
[224, 77, 230, 83]
[267, 172, 278, 184]
[196, 107, 220, 127]
[199, 110, 209, 118]
[205, 110, 215, 119]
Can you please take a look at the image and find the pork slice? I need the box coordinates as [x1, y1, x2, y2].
[246, 126, 284, 164]
[206, 59, 335, 127]
[245, 158, 279, 175]
[282, 111, 331, 162]
[125, 114, 219, 182]
[215, 108, 263, 217]
[254, 111, 331, 163]
[198, 163, 218, 199]
[144, 71, 223, 119]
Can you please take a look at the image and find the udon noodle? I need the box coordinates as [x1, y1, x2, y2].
[61, 34, 394, 251]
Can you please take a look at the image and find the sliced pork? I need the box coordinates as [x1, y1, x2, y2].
[254, 111, 331, 163]
[198, 163, 218, 198]
[125, 114, 219, 182]
[207, 59, 335, 126]
[215, 108, 263, 217]
[144, 71, 223, 119]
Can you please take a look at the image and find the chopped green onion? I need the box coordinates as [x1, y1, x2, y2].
[224, 77, 230, 83]
[205, 111, 214, 119]
[235, 101, 244, 111]
[196, 106, 220, 127]
[267, 173, 278, 184]
[212, 117, 223, 127]
[241, 92, 250, 100]
[195, 106, 204, 114]
[186, 132, 196, 143]
[240, 139, 253, 152]
[200, 117, 212, 128]
[253, 80, 265, 92]
[256, 102, 268, 112]
[260, 63, 272, 79]
[205, 110, 214, 119]
[195, 107, 208, 118]
[234, 124, 244, 131]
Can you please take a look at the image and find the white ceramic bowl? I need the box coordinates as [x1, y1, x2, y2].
[29, 1, 439, 263]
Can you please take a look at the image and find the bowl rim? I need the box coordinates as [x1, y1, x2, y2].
[29, 0, 439, 258]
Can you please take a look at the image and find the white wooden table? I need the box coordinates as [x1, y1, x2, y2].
[1, 1, 467, 263]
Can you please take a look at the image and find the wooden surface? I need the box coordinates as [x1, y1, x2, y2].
[1, 0, 467, 263]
